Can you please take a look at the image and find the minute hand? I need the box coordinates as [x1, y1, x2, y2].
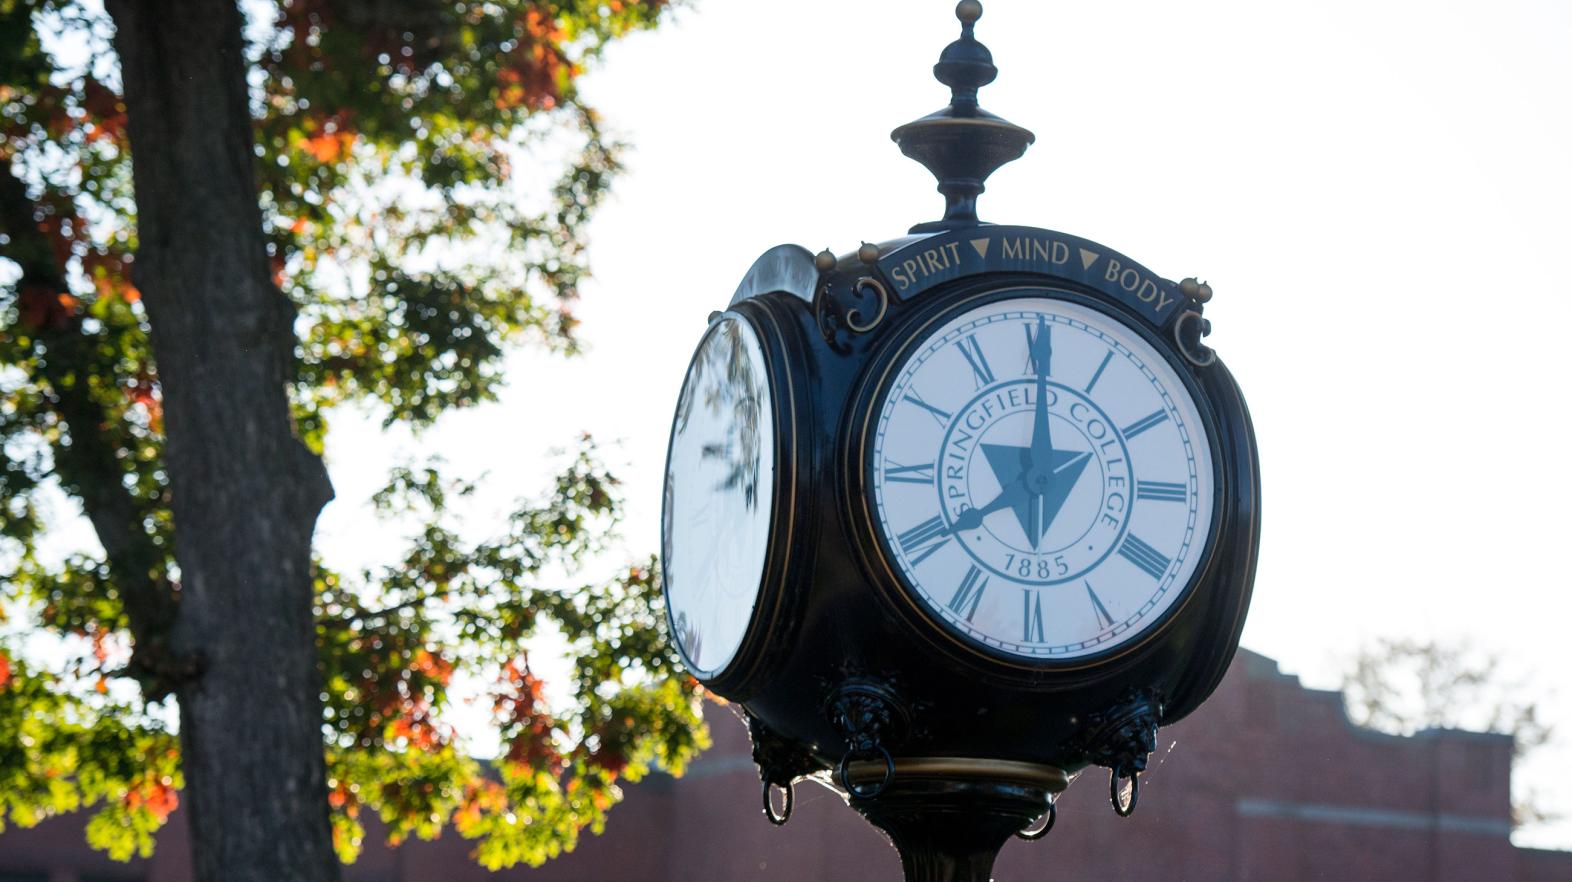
[1027, 316, 1055, 481]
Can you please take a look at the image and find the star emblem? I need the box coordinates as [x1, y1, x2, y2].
[978, 442, 1092, 549]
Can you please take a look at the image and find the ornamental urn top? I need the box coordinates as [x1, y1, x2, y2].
[892, 0, 1036, 233]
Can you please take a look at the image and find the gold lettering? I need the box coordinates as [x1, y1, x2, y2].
[1131, 279, 1174, 312]
[891, 264, 912, 290]
[1003, 237, 1026, 260]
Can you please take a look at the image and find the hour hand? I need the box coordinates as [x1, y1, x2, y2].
[950, 480, 1029, 533]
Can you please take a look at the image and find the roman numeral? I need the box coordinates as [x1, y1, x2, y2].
[1085, 581, 1115, 628]
[897, 515, 951, 565]
[1084, 351, 1113, 394]
[1135, 480, 1187, 503]
[1121, 409, 1169, 439]
[1023, 322, 1051, 376]
[955, 334, 995, 388]
[948, 566, 988, 622]
[1022, 589, 1046, 643]
[1118, 534, 1172, 580]
[903, 390, 953, 427]
[884, 460, 936, 485]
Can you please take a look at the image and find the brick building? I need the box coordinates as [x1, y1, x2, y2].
[4, 650, 1570, 881]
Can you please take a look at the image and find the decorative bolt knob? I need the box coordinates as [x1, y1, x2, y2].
[956, 0, 983, 24]
[815, 249, 837, 272]
[858, 242, 881, 264]
[1180, 277, 1213, 303]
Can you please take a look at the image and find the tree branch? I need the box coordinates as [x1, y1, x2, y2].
[0, 159, 193, 697]
[318, 591, 443, 629]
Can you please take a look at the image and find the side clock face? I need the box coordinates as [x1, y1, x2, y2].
[662, 314, 776, 679]
[870, 294, 1215, 662]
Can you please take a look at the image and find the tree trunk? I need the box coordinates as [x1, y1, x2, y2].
[104, 2, 340, 880]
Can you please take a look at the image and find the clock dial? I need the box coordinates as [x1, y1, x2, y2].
[662, 314, 776, 678]
[871, 295, 1214, 661]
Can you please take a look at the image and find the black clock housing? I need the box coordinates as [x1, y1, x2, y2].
[656, 4, 1261, 870]
[681, 233, 1259, 779]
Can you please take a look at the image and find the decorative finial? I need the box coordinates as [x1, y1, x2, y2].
[1180, 277, 1214, 303]
[891, 1, 1035, 233]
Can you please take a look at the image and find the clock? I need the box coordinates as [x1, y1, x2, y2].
[661, 303, 804, 692]
[640, 0, 1270, 864]
[656, 0, 1262, 851]
[664, 230, 1258, 839]
[662, 312, 776, 679]
[867, 290, 1216, 664]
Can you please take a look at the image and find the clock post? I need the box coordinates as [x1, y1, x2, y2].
[659, 4, 1261, 881]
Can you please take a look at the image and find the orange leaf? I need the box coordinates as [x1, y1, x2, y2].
[90, 629, 111, 662]
[145, 782, 179, 821]
[303, 132, 340, 163]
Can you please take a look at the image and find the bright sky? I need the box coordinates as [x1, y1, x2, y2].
[24, 0, 1570, 852]
[315, 0, 1572, 848]
[327, 0, 1572, 846]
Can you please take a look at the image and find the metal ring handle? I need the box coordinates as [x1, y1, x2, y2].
[1111, 766, 1139, 817]
[1173, 309, 1217, 367]
[762, 779, 793, 826]
[1015, 799, 1057, 841]
[838, 744, 895, 800]
[845, 277, 889, 333]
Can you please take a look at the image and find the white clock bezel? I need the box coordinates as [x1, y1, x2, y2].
[661, 305, 803, 691]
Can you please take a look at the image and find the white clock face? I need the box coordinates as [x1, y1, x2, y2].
[662, 314, 776, 678]
[871, 294, 1214, 661]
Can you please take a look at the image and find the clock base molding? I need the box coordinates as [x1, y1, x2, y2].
[847, 770, 1065, 882]
[843, 755, 1071, 793]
